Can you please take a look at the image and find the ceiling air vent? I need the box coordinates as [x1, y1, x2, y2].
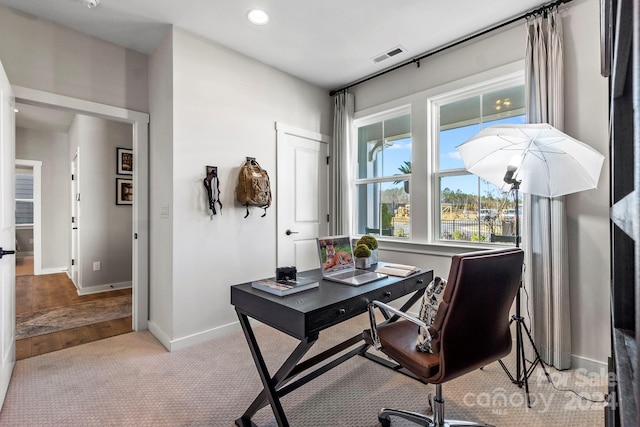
[372, 45, 407, 63]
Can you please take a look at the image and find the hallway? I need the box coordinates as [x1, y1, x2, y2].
[15, 257, 132, 360]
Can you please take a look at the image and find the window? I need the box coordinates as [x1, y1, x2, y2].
[433, 83, 525, 244]
[16, 172, 34, 226]
[354, 108, 411, 238]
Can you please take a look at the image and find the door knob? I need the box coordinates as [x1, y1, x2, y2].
[285, 229, 299, 236]
[0, 247, 16, 259]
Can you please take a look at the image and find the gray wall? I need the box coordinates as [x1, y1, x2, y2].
[15, 127, 69, 270]
[68, 115, 133, 290]
[353, 0, 609, 371]
[0, 6, 148, 113]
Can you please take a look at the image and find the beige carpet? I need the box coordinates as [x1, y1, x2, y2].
[0, 314, 606, 426]
[16, 294, 133, 340]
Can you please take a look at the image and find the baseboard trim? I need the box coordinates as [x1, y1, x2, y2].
[147, 321, 172, 351]
[76, 281, 132, 296]
[148, 321, 244, 352]
[37, 267, 67, 276]
[571, 354, 608, 374]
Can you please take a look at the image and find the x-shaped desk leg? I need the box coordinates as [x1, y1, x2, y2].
[235, 310, 317, 427]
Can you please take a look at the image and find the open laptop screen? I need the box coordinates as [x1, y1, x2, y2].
[317, 236, 355, 274]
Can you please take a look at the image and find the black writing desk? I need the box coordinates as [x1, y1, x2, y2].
[230, 264, 433, 427]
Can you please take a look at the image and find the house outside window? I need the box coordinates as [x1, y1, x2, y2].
[15, 173, 34, 226]
[431, 81, 525, 244]
[354, 107, 412, 238]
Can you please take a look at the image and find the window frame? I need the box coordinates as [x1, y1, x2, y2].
[351, 61, 525, 249]
[428, 72, 525, 244]
[352, 105, 412, 239]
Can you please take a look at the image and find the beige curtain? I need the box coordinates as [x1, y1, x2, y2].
[522, 9, 572, 370]
[330, 91, 354, 235]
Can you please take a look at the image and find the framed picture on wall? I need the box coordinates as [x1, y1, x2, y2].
[116, 178, 133, 205]
[117, 147, 133, 175]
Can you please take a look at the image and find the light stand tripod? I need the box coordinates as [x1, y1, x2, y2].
[498, 176, 551, 408]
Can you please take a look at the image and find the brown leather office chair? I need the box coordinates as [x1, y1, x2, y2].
[364, 247, 524, 427]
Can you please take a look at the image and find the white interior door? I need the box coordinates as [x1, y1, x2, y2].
[0, 60, 16, 410]
[276, 124, 330, 272]
[70, 149, 79, 286]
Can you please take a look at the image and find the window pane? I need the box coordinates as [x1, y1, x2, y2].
[357, 122, 383, 179]
[439, 123, 480, 170]
[439, 175, 521, 243]
[16, 201, 33, 225]
[355, 181, 410, 238]
[16, 173, 33, 199]
[357, 114, 411, 179]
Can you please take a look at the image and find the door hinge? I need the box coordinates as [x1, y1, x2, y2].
[72, 216, 75, 223]
[71, 174, 75, 180]
[77, 193, 80, 201]
[134, 233, 138, 239]
[326, 156, 330, 165]
[71, 259, 75, 266]
[327, 214, 330, 222]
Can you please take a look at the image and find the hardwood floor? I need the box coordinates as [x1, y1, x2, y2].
[15, 256, 133, 360]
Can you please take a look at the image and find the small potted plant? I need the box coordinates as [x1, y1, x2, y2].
[357, 235, 379, 264]
[353, 244, 372, 269]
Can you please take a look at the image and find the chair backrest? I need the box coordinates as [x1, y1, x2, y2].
[429, 247, 524, 382]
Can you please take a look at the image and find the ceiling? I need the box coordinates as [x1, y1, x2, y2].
[1, 0, 553, 91]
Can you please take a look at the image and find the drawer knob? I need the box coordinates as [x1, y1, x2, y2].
[384, 291, 392, 297]
[338, 308, 346, 315]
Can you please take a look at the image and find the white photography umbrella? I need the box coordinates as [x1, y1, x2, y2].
[456, 123, 605, 197]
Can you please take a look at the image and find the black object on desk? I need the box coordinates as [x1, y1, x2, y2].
[231, 263, 433, 427]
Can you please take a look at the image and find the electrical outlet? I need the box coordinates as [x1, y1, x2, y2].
[93, 261, 101, 271]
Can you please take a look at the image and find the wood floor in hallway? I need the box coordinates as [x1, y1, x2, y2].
[15, 256, 133, 360]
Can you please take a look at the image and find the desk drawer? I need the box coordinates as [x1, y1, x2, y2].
[306, 280, 407, 334]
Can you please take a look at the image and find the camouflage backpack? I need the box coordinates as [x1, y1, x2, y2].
[236, 158, 272, 217]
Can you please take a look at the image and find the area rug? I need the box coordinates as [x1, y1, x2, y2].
[16, 294, 132, 339]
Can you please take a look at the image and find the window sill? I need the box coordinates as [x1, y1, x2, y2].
[376, 238, 505, 257]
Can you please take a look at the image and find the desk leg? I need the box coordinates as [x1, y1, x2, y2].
[235, 310, 317, 427]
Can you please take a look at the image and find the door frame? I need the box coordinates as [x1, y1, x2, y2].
[12, 86, 150, 331]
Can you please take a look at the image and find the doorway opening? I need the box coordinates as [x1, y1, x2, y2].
[12, 86, 149, 353]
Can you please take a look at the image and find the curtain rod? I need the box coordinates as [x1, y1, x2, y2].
[329, 0, 574, 96]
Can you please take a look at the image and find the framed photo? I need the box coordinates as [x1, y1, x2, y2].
[117, 147, 133, 175]
[116, 178, 133, 205]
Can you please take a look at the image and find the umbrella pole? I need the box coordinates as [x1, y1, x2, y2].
[498, 180, 552, 408]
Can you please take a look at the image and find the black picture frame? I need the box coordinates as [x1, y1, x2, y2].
[117, 147, 133, 175]
[116, 178, 133, 205]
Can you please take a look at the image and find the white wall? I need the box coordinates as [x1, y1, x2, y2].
[148, 29, 174, 339]
[15, 127, 69, 271]
[0, 5, 149, 113]
[68, 115, 133, 291]
[353, 0, 609, 371]
[148, 27, 333, 349]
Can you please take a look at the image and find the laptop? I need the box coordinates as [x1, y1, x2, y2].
[316, 235, 387, 286]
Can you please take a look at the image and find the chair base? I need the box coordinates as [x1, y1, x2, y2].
[378, 408, 494, 427]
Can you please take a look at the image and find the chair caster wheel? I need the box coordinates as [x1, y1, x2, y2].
[378, 415, 391, 427]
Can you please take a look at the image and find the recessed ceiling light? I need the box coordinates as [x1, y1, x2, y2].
[79, 0, 99, 8]
[247, 9, 269, 25]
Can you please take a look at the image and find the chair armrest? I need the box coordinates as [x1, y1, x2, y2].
[367, 300, 426, 350]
